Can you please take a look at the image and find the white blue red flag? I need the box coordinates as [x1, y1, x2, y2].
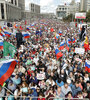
[59, 41, 65, 50]
[4, 31, 11, 37]
[85, 60, 90, 73]
[66, 39, 70, 51]
[55, 49, 63, 60]
[0, 59, 17, 85]
[22, 32, 30, 39]
[0, 41, 3, 50]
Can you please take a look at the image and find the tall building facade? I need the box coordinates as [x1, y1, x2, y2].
[0, 0, 25, 21]
[29, 3, 40, 14]
[18, 0, 25, 11]
[80, 0, 90, 12]
[23, 3, 40, 20]
[80, 0, 87, 11]
[87, 0, 90, 12]
[56, 0, 80, 19]
[7, 0, 18, 6]
[56, 5, 69, 19]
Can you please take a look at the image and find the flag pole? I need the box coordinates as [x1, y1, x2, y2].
[59, 57, 62, 79]
[3, 87, 14, 95]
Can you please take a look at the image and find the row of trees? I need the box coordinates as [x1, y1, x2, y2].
[63, 10, 90, 22]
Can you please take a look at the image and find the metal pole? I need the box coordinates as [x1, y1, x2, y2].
[3, 87, 14, 95]
[59, 57, 62, 78]
[72, 14, 73, 22]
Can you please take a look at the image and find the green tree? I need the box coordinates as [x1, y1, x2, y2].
[85, 10, 90, 22]
[63, 10, 90, 22]
[63, 14, 74, 22]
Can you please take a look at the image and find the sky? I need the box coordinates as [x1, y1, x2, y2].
[25, 0, 80, 13]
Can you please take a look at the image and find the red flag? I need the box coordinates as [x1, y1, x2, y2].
[56, 52, 63, 60]
[25, 20, 27, 25]
[20, 26, 23, 30]
[50, 28, 54, 32]
[82, 20, 83, 24]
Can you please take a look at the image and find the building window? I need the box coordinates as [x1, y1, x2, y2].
[15, 0, 17, 5]
[31, 4, 34, 7]
[65, 8, 67, 10]
[62, 8, 64, 10]
[33, 9, 34, 12]
[11, 0, 13, 4]
[59, 8, 61, 10]
[1, 3, 4, 19]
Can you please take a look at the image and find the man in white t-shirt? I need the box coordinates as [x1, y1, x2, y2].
[33, 55, 39, 65]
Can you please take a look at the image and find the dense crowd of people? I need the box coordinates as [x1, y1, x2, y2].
[0, 19, 90, 100]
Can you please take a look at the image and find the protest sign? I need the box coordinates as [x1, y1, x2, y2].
[75, 48, 85, 54]
[75, 58, 82, 62]
[37, 73, 45, 80]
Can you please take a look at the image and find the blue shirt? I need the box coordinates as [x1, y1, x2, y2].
[7, 95, 14, 100]
[56, 80, 64, 87]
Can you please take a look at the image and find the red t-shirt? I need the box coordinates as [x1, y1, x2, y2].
[27, 70, 33, 77]
[38, 98, 45, 100]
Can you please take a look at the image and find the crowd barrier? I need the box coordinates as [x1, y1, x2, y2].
[48, 97, 89, 100]
[0, 96, 89, 100]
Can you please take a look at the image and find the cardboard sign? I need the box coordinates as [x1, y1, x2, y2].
[75, 48, 85, 54]
[75, 58, 82, 62]
[37, 73, 45, 80]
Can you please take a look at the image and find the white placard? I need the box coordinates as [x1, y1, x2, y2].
[37, 73, 45, 80]
[75, 13, 86, 19]
[75, 58, 82, 62]
[75, 48, 85, 54]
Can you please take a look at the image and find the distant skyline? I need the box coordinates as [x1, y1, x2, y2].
[25, 0, 80, 13]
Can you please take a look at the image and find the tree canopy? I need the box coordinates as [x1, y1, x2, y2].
[63, 10, 90, 22]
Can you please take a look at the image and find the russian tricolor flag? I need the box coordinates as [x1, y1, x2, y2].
[68, 39, 72, 44]
[3, 26, 6, 30]
[13, 24, 18, 28]
[26, 27, 30, 31]
[59, 41, 65, 50]
[85, 60, 90, 73]
[15, 24, 18, 28]
[22, 32, 30, 39]
[66, 39, 70, 51]
[72, 38, 76, 43]
[55, 49, 63, 60]
[0, 41, 3, 50]
[59, 31, 62, 36]
[0, 59, 17, 85]
[55, 36, 59, 40]
[19, 26, 23, 30]
[4, 31, 11, 37]
[0, 32, 5, 37]
[55, 34, 59, 40]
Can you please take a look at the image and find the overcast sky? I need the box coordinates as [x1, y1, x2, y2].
[25, 0, 80, 13]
